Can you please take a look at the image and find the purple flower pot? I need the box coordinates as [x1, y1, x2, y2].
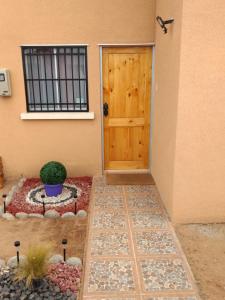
[44, 183, 63, 197]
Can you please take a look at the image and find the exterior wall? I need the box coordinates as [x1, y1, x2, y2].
[0, 0, 155, 179]
[173, 0, 225, 223]
[151, 0, 183, 217]
[153, 0, 225, 223]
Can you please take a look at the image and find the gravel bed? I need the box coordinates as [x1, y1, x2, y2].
[0, 267, 76, 300]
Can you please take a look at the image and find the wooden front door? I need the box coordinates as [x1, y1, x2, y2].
[103, 47, 152, 170]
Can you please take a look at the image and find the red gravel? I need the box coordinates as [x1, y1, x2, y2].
[48, 262, 82, 293]
[7, 177, 92, 216]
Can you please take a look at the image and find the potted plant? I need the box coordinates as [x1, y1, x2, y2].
[40, 161, 67, 197]
[15, 244, 51, 289]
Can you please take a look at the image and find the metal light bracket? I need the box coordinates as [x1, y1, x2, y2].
[156, 16, 174, 34]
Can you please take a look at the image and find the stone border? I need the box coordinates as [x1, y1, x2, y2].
[0, 178, 88, 220]
[0, 255, 82, 269]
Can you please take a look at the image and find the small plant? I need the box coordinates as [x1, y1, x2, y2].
[40, 161, 67, 185]
[15, 244, 51, 287]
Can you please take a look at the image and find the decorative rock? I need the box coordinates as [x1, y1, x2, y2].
[15, 212, 28, 219]
[76, 210, 87, 218]
[0, 269, 76, 299]
[0, 258, 6, 267]
[2, 213, 15, 221]
[11, 185, 18, 192]
[44, 209, 60, 219]
[7, 190, 13, 197]
[49, 254, 64, 264]
[66, 257, 82, 267]
[5, 196, 12, 206]
[61, 212, 75, 219]
[7, 255, 26, 268]
[28, 213, 44, 218]
[0, 205, 4, 216]
[18, 181, 24, 188]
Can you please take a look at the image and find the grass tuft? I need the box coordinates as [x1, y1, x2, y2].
[15, 244, 51, 287]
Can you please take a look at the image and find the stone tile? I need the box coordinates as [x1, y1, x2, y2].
[134, 231, 177, 255]
[95, 185, 123, 193]
[88, 297, 138, 300]
[124, 185, 156, 193]
[144, 297, 197, 300]
[139, 259, 192, 292]
[130, 211, 168, 229]
[92, 211, 127, 229]
[93, 176, 106, 186]
[127, 193, 160, 209]
[90, 232, 130, 256]
[87, 260, 136, 292]
[94, 193, 124, 209]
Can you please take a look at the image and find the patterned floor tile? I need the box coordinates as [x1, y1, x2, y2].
[83, 178, 199, 299]
[124, 185, 156, 193]
[87, 260, 136, 292]
[139, 259, 192, 292]
[127, 193, 160, 209]
[90, 232, 130, 256]
[94, 193, 124, 209]
[130, 211, 168, 229]
[144, 297, 197, 300]
[87, 297, 138, 300]
[95, 185, 123, 193]
[134, 231, 177, 255]
[93, 176, 106, 186]
[92, 211, 127, 229]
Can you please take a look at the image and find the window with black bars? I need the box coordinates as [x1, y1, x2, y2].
[21, 46, 89, 112]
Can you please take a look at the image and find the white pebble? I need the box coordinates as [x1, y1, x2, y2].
[61, 212, 75, 219]
[7, 255, 26, 268]
[2, 213, 15, 221]
[44, 209, 60, 219]
[76, 210, 87, 218]
[16, 212, 28, 219]
[28, 213, 44, 218]
[49, 254, 64, 264]
[66, 257, 82, 266]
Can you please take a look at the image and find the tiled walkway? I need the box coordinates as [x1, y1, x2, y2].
[82, 177, 200, 300]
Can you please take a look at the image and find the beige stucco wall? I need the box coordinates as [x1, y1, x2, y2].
[151, 0, 183, 217]
[173, 0, 225, 223]
[153, 0, 225, 223]
[0, 0, 155, 179]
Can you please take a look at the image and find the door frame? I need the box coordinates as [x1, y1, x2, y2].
[99, 43, 155, 175]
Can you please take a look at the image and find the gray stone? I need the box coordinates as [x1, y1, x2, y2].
[76, 209, 87, 218]
[61, 212, 75, 219]
[15, 212, 28, 219]
[28, 213, 44, 218]
[66, 256, 82, 266]
[49, 254, 64, 264]
[44, 209, 60, 219]
[7, 255, 26, 268]
[54, 286, 60, 293]
[2, 213, 15, 221]
[0, 258, 6, 268]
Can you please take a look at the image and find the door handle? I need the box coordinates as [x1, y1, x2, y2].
[103, 102, 109, 116]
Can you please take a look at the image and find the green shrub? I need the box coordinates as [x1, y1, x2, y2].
[40, 161, 67, 185]
[15, 244, 51, 287]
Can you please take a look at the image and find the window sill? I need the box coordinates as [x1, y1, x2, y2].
[20, 112, 95, 120]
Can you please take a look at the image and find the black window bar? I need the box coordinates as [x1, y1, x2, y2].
[21, 46, 89, 112]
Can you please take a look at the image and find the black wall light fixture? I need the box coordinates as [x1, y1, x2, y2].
[156, 16, 174, 34]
